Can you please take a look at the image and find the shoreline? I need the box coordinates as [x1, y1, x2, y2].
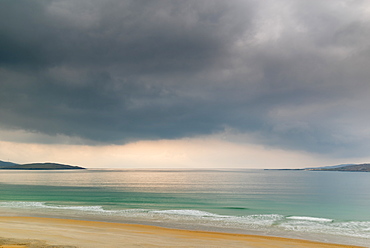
[0, 216, 365, 248]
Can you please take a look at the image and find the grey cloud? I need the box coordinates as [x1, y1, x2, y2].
[1, 0, 370, 158]
[1, 0, 248, 73]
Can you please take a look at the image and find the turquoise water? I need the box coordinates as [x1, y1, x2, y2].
[0, 169, 369, 246]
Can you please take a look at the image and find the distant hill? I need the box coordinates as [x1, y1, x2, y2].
[0, 161, 85, 170]
[0, 160, 19, 168]
[305, 164, 355, 170]
[266, 163, 370, 172]
[307, 163, 370, 172]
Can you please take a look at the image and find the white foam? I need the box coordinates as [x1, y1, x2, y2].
[0, 201, 105, 212]
[280, 217, 370, 239]
[151, 209, 221, 217]
[0, 201, 46, 208]
[286, 216, 334, 222]
[49, 205, 105, 211]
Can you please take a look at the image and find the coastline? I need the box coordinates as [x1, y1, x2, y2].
[0, 216, 365, 248]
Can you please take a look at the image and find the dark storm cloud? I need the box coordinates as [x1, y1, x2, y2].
[1, 0, 370, 157]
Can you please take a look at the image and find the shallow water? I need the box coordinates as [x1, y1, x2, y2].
[0, 169, 369, 246]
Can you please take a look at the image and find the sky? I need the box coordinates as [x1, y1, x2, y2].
[1, 0, 370, 169]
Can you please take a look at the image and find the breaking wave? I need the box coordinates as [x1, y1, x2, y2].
[1, 201, 370, 240]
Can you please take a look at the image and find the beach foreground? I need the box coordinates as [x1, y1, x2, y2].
[0, 217, 364, 248]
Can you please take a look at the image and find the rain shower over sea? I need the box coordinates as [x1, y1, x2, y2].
[0, 169, 369, 246]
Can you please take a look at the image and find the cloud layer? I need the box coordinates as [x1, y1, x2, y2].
[1, 0, 370, 159]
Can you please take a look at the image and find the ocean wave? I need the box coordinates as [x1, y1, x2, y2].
[0, 201, 105, 212]
[151, 209, 223, 217]
[1, 201, 370, 239]
[280, 219, 370, 239]
[286, 216, 334, 222]
[222, 207, 250, 210]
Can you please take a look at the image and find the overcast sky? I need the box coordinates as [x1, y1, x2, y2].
[1, 0, 370, 168]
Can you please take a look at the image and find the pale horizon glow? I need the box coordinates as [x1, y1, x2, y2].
[1, 132, 366, 169]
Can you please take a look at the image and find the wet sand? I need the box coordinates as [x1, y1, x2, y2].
[0, 217, 364, 248]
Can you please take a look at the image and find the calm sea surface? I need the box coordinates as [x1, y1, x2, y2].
[0, 169, 369, 246]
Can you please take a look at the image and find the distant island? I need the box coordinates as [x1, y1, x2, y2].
[0, 160, 85, 170]
[267, 163, 370, 172]
[307, 163, 370, 172]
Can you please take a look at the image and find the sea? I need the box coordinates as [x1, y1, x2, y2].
[0, 169, 369, 247]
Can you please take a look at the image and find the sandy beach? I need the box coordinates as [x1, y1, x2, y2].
[0, 216, 364, 248]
